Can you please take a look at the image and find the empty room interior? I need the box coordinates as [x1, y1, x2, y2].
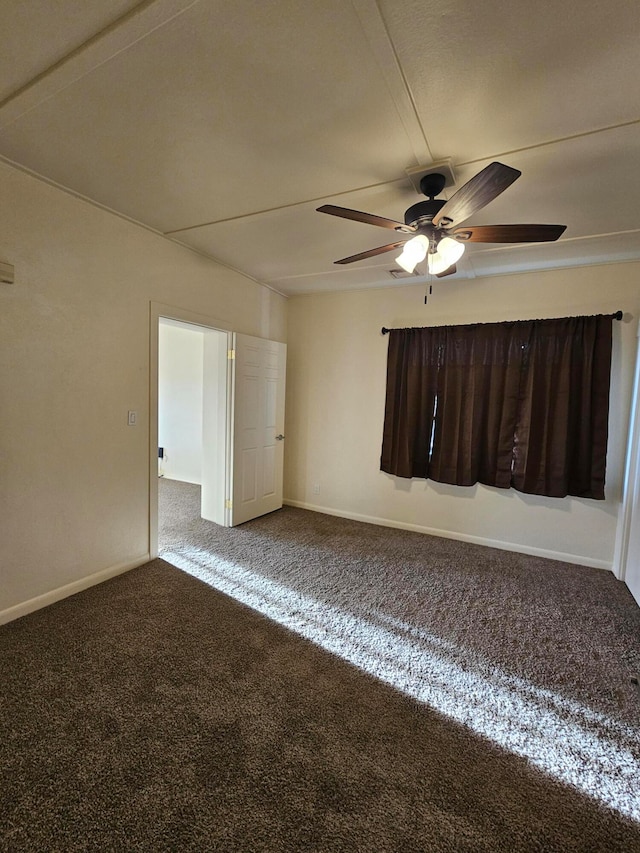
[1, 1, 640, 850]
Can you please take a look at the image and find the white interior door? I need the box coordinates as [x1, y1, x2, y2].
[620, 333, 640, 605]
[624, 480, 640, 605]
[229, 333, 286, 526]
[614, 321, 640, 605]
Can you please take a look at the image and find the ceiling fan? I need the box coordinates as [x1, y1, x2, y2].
[317, 162, 566, 277]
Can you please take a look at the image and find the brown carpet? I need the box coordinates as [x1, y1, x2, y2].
[1, 478, 639, 852]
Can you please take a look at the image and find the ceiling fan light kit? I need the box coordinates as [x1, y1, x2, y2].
[317, 161, 566, 279]
[397, 234, 429, 273]
[427, 236, 465, 275]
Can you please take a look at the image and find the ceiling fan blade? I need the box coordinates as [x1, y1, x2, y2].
[433, 162, 521, 228]
[334, 241, 407, 264]
[435, 263, 457, 278]
[318, 204, 414, 232]
[451, 224, 566, 243]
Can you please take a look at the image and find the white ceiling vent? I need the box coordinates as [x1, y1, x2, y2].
[389, 268, 420, 279]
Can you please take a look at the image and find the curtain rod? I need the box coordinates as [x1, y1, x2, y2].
[381, 311, 623, 335]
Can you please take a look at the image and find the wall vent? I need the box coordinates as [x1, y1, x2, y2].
[389, 268, 420, 280]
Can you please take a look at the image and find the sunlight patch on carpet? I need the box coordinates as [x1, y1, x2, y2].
[163, 546, 640, 822]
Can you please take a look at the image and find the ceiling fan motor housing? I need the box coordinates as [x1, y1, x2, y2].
[403, 173, 448, 228]
[403, 198, 446, 228]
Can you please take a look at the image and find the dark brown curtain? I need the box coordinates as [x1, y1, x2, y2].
[380, 326, 446, 478]
[428, 322, 525, 488]
[380, 314, 613, 499]
[510, 316, 613, 498]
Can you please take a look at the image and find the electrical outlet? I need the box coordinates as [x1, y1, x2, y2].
[312, 483, 320, 495]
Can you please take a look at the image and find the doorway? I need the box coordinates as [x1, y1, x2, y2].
[157, 317, 229, 549]
[150, 304, 231, 559]
[149, 303, 287, 558]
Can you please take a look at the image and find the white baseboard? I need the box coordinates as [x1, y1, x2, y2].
[0, 554, 151, 626]
[283, 500, 612, 572]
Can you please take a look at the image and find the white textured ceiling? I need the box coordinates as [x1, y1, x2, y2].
[2, 0, 640, 295]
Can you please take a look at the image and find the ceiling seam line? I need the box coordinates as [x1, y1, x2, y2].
[0, 152, 285, 298]
[0, 0, 202, 130]
[368, 0, 434, 161]
[456, 119, 640, 168]
[347, 0, 432, 166]
[163, 179, 412, 234]
[272, 231, 640, 280]
[167, 117, 640, 235]
[282, 256, 640, 297]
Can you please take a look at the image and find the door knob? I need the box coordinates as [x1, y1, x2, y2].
[275, 434, 285, 441]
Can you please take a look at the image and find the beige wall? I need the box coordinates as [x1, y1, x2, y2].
[284, 264, 640, 569]
[0, 162, 286, 619]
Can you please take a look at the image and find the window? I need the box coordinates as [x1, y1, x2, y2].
[380, 314, 614, 499]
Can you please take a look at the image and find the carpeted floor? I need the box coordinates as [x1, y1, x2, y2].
[1, 478, 639, 851]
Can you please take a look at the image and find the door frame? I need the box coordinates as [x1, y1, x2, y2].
[149, 301, 231, 559]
